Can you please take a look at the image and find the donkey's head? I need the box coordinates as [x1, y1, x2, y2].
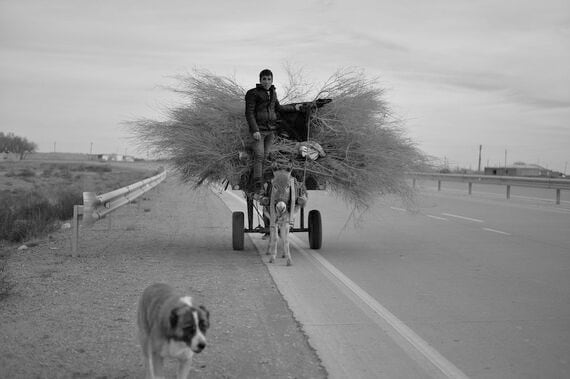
[270, 167, 292, 218]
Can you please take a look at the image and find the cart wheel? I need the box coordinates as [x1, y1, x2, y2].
[308, 210, 322, 250]
[232, 211, 244, 250]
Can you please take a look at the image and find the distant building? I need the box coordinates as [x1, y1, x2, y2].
[484, 163, 558, 177]
[0, 152, 19, 161]
[95, 153, 135, 162]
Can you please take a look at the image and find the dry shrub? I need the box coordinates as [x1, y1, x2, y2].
[127, 68, 428, 210]
[128, 71, 250, 186]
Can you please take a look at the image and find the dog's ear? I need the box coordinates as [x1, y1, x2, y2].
[198, 305, 210, 331]
[199, 305, 210, 320]
[170, 308, 179, 329]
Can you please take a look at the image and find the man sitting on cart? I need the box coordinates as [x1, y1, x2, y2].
[245, 68, 302, 198]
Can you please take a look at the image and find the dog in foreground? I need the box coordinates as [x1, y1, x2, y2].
[137, 283, 210, 379]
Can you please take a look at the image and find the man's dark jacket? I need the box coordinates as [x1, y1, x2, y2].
[245, 84, 295, 134]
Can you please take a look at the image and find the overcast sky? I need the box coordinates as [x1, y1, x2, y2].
[1, 0, 569, 172]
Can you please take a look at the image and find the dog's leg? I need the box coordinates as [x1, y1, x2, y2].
[282, 222, 292, 266]
[140, 336, 151, 379]
[151, 352, 165, 379]
[142, 338, 157, 379]
[144, 355, 152, 379]
[177, 353, 194, 379]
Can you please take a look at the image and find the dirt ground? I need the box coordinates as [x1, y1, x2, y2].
[0, 177, 327, 379]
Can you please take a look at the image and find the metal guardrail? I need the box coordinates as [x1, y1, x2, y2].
[409, 172, 570, 204]
[71, 169, 167, 255]
[82, 170, 167, 225]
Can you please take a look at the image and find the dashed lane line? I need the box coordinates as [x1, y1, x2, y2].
[482, 227, 511, 236]
[389, 206, 512, 238]
[427, 214, 448, 221]
[441, 213, 484, 223]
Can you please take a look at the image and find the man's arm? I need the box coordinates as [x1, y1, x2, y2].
[245, 89, 259, 134]
[275, 98, 302, 113]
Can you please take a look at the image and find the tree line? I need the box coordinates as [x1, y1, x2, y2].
[0, 132, 37, 160]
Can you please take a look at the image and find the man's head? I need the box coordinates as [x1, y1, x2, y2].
[259, 69, 273, 90]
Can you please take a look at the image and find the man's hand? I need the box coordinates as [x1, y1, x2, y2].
[253, 132, 261, 141]
[294, 104, 303, 111]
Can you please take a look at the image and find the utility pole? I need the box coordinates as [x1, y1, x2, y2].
[478, 145, 482, 173]
[53, 142, 56, 153]
[504, 149, 507, 167]
[90, 142, 93, 155]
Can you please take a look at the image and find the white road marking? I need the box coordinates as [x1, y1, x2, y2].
[390, 206, 407, 212]
[442, 213, 484, 223]
[286, 234, 470, 379]
[221, 190, 470, 378]
[482, 227, 511, 236]
[427, 214, 448, 221]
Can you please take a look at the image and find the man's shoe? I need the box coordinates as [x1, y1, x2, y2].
[261, 232, 270, 240]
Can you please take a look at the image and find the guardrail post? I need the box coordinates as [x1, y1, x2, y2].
[437, 180, 441, 191]
[506, 185, 511, 200]
[556, 189, 561, 205]
[71, 205, 82, 257]
[82, 192, 98, 226]
[468, 182, 472, 195]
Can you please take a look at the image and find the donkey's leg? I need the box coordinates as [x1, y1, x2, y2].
[281, 224, 286, 259]
[265, 209, 275, 256]
[265, 226, 272, 256]
[281, 223, 292, 266]
[268, 225, 278, 263]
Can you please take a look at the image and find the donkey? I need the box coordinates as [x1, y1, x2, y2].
[264, 165, 307, 266]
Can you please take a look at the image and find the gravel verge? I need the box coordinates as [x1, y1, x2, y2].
[0, 177, 327, 379]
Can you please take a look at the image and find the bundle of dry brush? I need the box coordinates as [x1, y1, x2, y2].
[128, 68, 428, 210]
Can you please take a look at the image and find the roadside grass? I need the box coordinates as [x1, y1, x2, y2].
[0, 188, 82, 242]
[0, 250, 11, 300]
[0, 158, 159, 299]
[0, 161, 157, 243]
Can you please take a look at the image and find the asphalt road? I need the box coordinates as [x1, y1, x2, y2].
[218, 182, 570, 379]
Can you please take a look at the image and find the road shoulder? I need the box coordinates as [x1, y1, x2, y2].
[0, 178, 326, 378]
